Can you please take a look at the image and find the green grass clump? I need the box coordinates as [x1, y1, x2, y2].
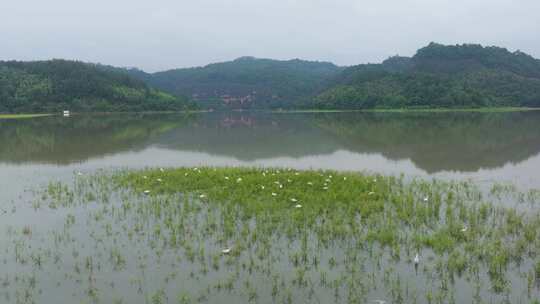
[0, 114, 51, 119]
[120, 167, 391, 224]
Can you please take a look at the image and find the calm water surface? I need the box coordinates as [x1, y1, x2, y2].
[1, 111, 540, 192]
[1, 112, 540, 304]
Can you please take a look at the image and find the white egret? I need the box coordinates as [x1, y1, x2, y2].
[143, 190, 151, 195]
[414, 253, 420, 275]
[221, 247, 232, 254]
[295, 204, 302, 208]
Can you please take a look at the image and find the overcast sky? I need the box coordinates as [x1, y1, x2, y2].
[1, 0, 539, 72]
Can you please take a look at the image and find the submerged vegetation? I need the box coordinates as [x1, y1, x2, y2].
[2, 167, 540, 303]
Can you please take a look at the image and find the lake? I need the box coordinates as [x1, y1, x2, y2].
[1, 111, 540, 304]
[2, 111, 540, 187]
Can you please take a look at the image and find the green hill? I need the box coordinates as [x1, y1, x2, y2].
[4, 43, 539, 112]
[0, 60, 193, 113]
[127, 57, 342, 109]
[315, 43, 540, 109]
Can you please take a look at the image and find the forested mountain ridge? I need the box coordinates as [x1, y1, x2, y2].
[2, 43, 540, 112]
[315, 43, 540, 109]
[125, 57, 343, 109]
[0, 60, 193, 113]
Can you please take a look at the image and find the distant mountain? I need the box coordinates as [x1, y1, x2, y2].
[126, 57, 343, 109]
[4, 43, 539, 112]
[0, 60, 194, 113]
[315, 43, 540, 109]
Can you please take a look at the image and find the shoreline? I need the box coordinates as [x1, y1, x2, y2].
[0, 114, 53, 119]
[2, 107, 539, 118]
[268, 107, 540, 114]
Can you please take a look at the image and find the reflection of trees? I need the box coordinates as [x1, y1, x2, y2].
[157, 113, 340, 159]
[155, 112, 540, 173]
[1, 112, 540, 173]
[0, 114, 193, 164]
[311, 112, 540, 173]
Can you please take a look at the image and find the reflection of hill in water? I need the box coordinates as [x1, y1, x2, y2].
[1, 112, 540, 173]
[0, 114, 193, 164]
[154, 112, 540, 173]
[156, 113, 339, 159]
[311, 112, 540, 173]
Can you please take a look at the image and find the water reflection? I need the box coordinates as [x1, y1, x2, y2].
[1, 111, 540, 175]
[0, 114, 193, 164]
[311, 112, 540, 173]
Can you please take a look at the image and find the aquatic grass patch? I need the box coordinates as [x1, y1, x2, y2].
[118, 168, 540, 298]
[2, 167, 540, 303]
[0, 114, 52, 119]
[119, 168, 393, 224]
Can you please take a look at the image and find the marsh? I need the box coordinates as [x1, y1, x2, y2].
[1, 111, 540, 303]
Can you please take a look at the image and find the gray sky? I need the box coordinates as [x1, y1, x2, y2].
[1, 0, 539, 72]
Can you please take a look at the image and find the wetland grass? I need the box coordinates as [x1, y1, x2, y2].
[0, 114, 52, 119]
[2, 167, 540, 303]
